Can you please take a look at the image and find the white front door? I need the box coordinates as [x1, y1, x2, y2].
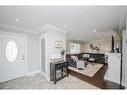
[0, 34, 26, 83]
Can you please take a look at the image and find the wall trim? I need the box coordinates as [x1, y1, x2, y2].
[39, 33, 50, 81]
[25, 70, 41, 77]
[0, 24, 67, 35]
[39, 24, 67, 34]
[0, 24, 37, 34]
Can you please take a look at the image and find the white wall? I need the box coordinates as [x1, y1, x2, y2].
[0, 27, 40, 74]
[81, 39, 112, 53]
[124, 21, 127, 88]
[27, 34, 39, 72]
[66, 32, 121, 54]
[122, 29, 126, 87]
[42, 27, 66, 80]
[122, 18, 127, 88]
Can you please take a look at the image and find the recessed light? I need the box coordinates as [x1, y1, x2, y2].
[16, 18, 19, 22]
[83, 14, 87, 18]
[63, 25, 68, 27]
[93, 29, 96, 33]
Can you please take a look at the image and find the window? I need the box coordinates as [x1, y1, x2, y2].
[6, 41, 18, 62]
[70, 43, 80, 54]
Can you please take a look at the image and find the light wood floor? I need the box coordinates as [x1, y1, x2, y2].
[0, 73, 99, 89]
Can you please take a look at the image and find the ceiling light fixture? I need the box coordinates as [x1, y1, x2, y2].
[63, 25, 68, 27]
[93, 29, 96, 33]
[16, 18, 19, 22]
[83, 14, 87, 18]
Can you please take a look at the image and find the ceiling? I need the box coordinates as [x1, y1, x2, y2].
[0, 6, 127, 41]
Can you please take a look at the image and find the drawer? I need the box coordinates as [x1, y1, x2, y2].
[56, 62, 68, 69]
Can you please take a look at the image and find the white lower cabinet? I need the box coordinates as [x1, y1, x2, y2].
[104, 53, 121, 84]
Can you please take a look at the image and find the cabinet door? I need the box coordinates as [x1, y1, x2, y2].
[107, 54, 120, 84]
[122, 29, 127, 87]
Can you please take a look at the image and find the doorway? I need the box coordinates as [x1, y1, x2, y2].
[0, 33, 27, 83]
[41, 39, 46, 74]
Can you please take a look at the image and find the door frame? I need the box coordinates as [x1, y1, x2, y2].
[39, 33, 47, 77]
[0, 31, 28, 79]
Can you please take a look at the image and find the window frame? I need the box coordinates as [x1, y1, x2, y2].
[70, 43, 80, 54]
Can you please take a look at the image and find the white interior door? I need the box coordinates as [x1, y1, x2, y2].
[0, 34, 26, 83]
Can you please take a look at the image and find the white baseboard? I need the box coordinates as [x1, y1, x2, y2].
[0, 74, 26, 83]
[25, 70, 41, 77]
[0, 70, 45, 83]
